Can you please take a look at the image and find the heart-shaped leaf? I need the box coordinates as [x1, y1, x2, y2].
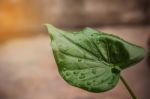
[46, 24, 145, 92]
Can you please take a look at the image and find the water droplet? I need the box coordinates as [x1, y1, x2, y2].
[97, 40, 100, 44]
[108, 82, 113, 84]
[79, 76, 85, 79]
[83, 55, 86, 58]
[87, 82, 91, 85]
[65, 72, 70, 76]
[101, 80, 104, 83]
[92, 69, 96, 74]
[63, 68, 66, 71]
[98, 58, 102, 61]
[111, 67, 121, 74]
[81, 73, 85, 76]
[79, 73, 85, 79]
[78, 58, 82, 62]
[63, 48, 69, 52]
[77, 83, 81, 87]
[59, 61, 64, 65]
[93, 80, 96, 82]
[73, 71, 78, 75]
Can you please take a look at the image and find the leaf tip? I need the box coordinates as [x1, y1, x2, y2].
[44, 24, 56, 40]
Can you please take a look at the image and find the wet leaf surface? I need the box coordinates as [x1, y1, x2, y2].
[46, 24, 145, 92]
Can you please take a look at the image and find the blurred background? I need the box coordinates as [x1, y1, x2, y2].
[0, 0, 150, 99]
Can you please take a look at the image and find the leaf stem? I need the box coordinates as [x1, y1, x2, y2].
[120, 75, 137, 99]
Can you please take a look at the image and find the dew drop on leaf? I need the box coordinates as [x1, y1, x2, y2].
[73, 71, 78, 75]
[63, 68, 66, 71]
[111, 67, 121, 74]
[79, 73, 85, 79]
[78, 58, 82, 62]
[65, 72, 70, 76]
[92, 69, 96, 74]
[87, 82, 91, 85]
[98, 58, 101, 61]
[93, 80, 96, 82]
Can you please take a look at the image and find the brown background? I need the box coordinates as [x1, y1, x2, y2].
[0, 0, 150, 99]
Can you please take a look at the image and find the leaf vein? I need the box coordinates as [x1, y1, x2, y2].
[61, 34, 98, 60]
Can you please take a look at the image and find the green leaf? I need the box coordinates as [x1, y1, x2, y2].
[45, 24, 145, 93]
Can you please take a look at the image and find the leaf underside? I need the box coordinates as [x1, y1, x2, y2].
[46, 24, 145, 93]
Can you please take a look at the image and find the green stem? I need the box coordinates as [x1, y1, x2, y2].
[120, 75, 137, 99]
